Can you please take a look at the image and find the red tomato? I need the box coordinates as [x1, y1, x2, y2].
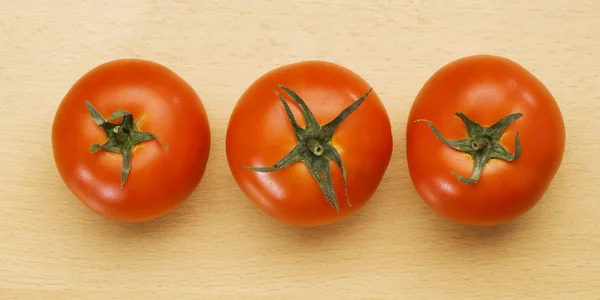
[406, 55, 565, 226]
[52, 59, 211, 222]
[226, 61, 393, 226]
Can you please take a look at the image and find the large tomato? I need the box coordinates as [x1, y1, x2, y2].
[406, 55, 565, 226]
[52, 59, 211, 222]
[226, 61, 393, 226]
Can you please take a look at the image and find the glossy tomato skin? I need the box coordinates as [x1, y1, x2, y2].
[52, 59, 211, 222]
[406, 55, 565, 226]
[226, 61, 393, 226]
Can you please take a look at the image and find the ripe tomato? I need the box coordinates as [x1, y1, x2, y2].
[226, 61, 393, 226]
[52, 59, 211, 222]
[406, 55, 565, 226]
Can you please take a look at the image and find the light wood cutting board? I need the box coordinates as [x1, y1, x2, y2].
[1, 1, 599, 299]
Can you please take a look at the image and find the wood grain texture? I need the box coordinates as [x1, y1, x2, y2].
[1, 0, 599, 299]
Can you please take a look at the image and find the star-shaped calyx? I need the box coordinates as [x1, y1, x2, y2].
[244, 84, 373, 213]
[417, 112, 523, 184]
[85, 101, 168, 189]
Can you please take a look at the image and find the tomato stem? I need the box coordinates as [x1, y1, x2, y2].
[113, 124, 131, 144]
[417, 112, 523, 184]
[84, 101, 168, 189]
[472, 137, 490, 151]
[243, 84, 373, 213]
[308, 139, 324, 156]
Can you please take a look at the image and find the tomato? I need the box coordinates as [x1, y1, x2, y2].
[226, 61, 393, 226]
[52, 59, 211, 222]
[406, 54, 565, 226]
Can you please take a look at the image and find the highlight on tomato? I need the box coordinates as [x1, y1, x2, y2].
[226, 61, 393, 226]
[406, 54, 565, 226]
[52, 58, 211, 222]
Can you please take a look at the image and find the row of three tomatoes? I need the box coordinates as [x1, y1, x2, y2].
[52, 55, 565, 227]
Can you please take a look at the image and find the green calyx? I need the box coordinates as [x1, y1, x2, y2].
[244, 84, 373, 213]
[418, 112, 523, 184]
[85, 101, 168, 189]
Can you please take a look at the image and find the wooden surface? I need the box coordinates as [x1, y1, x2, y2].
[1, 1, 599, 299]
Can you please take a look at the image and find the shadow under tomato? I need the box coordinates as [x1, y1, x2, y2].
[97, 185, 210, 238]
[425, 209, 537, 250]
[453, 218, 528, 239]
[262, 208, 371, 249]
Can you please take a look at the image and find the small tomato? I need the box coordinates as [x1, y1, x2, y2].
[226, 61, 393, 226]
[52, 59, 211, 222]
[406, 55, 565, 226]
